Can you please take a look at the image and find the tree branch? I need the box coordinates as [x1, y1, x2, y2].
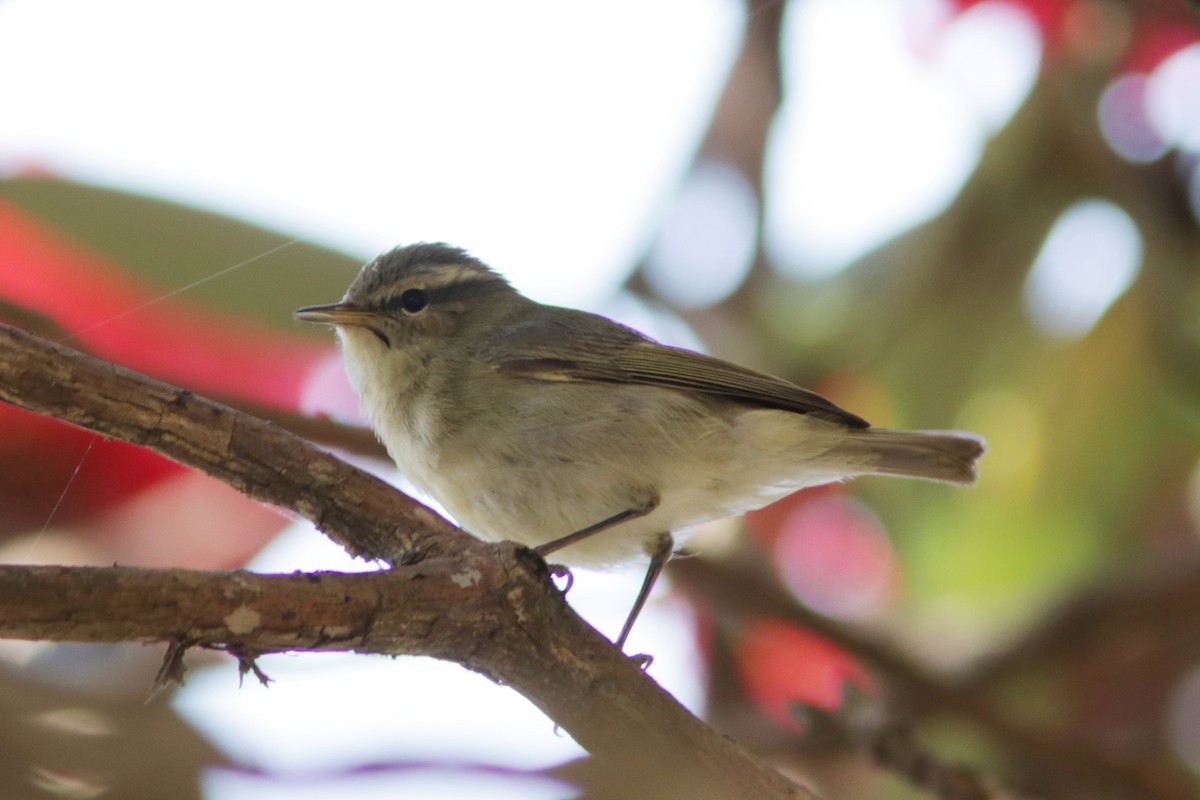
[670, 555, 1192, 800]
[0, 324, 454, 565]
[0, 296, 389, 461]
[0, 323, 817, 800]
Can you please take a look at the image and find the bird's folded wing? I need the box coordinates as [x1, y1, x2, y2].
[496, 340, 869, 428]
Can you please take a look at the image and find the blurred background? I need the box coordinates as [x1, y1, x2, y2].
[1, 0, 1199, 798]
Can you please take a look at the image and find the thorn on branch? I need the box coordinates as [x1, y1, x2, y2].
[149, 636, 198, 701]
[226, 645, 273, 688]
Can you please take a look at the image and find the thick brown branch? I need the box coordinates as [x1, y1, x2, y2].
[0, 324, 817, 800]
[0, 298, 389, 460]
[0, 561, 567, 665]
[0, 324, 455, 565]
[0, 557, 815, 800]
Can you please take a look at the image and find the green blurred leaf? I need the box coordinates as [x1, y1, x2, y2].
[0, 177, 363, 333]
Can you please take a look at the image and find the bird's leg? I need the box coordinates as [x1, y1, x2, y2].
[534, 494, 660, 557]
[532, 496, 665, 653]
[616, 532, 675, 654]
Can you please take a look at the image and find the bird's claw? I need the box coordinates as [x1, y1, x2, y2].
[629, 653, 653, 670]
[548, 563, 574, 594]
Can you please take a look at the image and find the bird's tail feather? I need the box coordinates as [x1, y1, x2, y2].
[842, 428, 986, 485]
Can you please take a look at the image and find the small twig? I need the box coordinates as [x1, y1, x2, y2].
[220, 397, 387, 461]
[871, 726, 1003, 800]
[794, 702, 1008, 800]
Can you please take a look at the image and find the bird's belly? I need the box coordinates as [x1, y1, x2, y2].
[431, 452, 810, 569]
[404, 396, 852, 569]
[429, 454, 655, 566]
[426, 443, 773, 569]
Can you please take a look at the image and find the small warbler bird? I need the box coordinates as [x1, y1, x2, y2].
[296, 243, 984, 648]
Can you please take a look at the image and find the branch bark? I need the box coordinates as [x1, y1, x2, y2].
[0, 323, 817, 800]
[0, 324, 456, 565]
[0, 294, 389, 460]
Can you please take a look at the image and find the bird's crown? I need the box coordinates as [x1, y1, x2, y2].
[347, 243, 510, 306]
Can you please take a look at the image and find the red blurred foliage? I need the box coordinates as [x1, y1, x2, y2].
[954, 0, 1071, 40]
[947, 0, 1200, 70]
[0, 200, 323, 403]
[772, 493, 897, 617]
[0, 199, 329, 556]
[745, 485, 840, 549]
[1123, 22, 1200, 73]
[735, 617, 874, 731]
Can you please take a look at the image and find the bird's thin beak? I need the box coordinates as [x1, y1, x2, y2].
[293, 303, 380, 327]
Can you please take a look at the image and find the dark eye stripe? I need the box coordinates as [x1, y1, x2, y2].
[377, 279, 504, 314]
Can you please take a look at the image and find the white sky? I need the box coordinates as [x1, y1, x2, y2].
[0, 0, 739, 306]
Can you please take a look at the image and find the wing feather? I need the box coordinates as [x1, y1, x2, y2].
[485, 310, 867, 428]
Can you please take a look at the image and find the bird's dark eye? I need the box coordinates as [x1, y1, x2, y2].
[399, 288, 428, 314]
